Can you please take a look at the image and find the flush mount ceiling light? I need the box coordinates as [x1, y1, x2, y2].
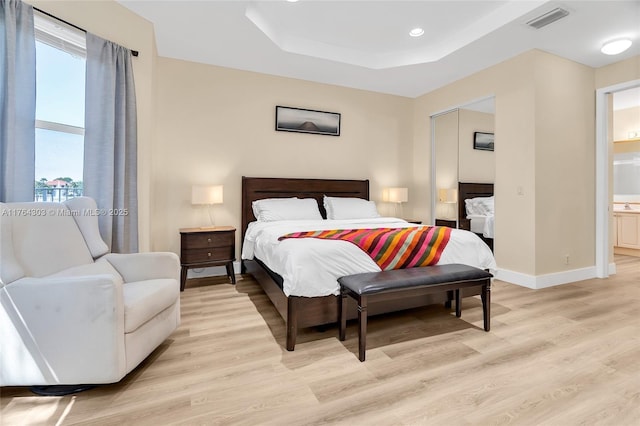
[286, 0, 299, 2]
[601, 38, 632, 55]
[409, 27, 424, 37]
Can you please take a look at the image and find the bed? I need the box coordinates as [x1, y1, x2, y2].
[458, 182, 494, 251]
[241, 177, 496, 351]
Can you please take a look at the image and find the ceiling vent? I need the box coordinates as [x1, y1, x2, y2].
[526, 7, 569, 29]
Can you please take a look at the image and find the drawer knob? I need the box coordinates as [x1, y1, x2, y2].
[207, 252, 212, 257]
[207, 238, 212, 243]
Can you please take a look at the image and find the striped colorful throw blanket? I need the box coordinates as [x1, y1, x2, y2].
[278, 227, 452, 271]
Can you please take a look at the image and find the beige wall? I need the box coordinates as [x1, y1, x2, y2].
[458, 109, 495, 183]
[415, 50, 597, 276]
[533, 53, 595, 274]
[613, 106, 640, 141]
[414, 50, 538, 275]
[595, 56, 640, 89]
[28, 0, 157, 252]
[153, 58, 414, 254]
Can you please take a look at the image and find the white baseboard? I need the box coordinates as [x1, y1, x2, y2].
[187, 261, 241, 279]
[495, 266, 600, 289]
[609, 262, 617, 275]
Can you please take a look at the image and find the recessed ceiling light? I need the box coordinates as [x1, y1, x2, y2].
[286, 0, 299, 2]
[409, 28, 424, 37]
[601, 38, 632, 55]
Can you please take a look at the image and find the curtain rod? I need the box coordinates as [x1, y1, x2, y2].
[33, 7, 139, 57]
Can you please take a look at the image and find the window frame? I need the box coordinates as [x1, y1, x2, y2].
[33, 11, 87, 202]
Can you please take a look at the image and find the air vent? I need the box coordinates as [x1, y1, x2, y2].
[526, 7, 569, 29]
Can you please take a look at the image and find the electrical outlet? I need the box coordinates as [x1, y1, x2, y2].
[564, 254, 570, 265]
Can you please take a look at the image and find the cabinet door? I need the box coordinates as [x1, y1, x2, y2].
[617, 214, 640, 249]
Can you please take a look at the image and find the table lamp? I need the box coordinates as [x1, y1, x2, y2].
[191, 185, 223, 227]
[437, 188, 458, 220]
[383, 187, 408, 218]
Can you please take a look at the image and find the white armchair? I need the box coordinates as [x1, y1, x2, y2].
[0, 197, 180, 387]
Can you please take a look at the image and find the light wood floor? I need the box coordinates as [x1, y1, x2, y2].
[2, 256, 639, 425]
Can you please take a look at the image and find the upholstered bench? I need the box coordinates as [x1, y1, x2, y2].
[338, 264, 492, 361]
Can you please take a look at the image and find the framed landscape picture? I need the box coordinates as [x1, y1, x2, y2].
[474, 132, 494, 151]
[275, 106, 341, 136]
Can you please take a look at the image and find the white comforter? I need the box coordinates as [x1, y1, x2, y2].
[468, 214, 495, 238]
[242, 218, 496, 297]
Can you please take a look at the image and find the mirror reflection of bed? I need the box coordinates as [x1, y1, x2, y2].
[458, 182, 494, 251]
[432, 96, 495, 254]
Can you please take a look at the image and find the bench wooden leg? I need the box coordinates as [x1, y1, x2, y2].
[481, 281, 491, 332]
[339, 288, 347, 341]
[455, 289, 462, 318]
[358, 296, 368, 362]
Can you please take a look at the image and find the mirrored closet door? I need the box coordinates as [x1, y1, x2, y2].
[432, 98, 495, 251]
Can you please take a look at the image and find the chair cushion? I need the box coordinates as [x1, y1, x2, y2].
[122, 279, 179, 333]
[48, 257, 124, 285]
[8, 202, 93, 278]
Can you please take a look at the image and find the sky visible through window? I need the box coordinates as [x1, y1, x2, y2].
[35, 40, 85, 183]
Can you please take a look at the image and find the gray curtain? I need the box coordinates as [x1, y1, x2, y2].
[84, 33, 138, 253]
[0, 0, 35, 202]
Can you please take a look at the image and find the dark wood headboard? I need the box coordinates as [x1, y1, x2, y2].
[241, 176, 369, 241]
[458, 182, 494, 226]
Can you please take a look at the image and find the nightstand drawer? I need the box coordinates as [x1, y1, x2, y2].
[182, 231, 234, 249]
[182, 247, 234, 264]
[435, 219, 457, 228]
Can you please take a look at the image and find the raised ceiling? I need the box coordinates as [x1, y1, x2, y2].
[117, 0, 640, 98]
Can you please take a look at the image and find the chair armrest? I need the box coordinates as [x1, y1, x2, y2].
[1, 275, 126, 384]
[103, 252, 180, 283]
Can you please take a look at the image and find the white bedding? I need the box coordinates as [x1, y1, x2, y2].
[468, 214, 495, 238]
[242, 218, 496, 297]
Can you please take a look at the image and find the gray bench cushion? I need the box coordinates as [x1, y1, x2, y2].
[338, 263, 492, 296]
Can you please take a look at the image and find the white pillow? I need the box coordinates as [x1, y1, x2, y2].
[252, 197, 296, 219]
[324, 196, 380, 220]
[252, 198, 322, 222]
[465, 196, 494, 216]
[480, 196, 494, 215]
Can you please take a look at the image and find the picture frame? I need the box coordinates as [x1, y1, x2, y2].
[275, 106, 341, 136]
[473, 132, 494, 151]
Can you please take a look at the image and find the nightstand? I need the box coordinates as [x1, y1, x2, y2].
[435, 219, 457, 228]
[179, 226, 236, 291]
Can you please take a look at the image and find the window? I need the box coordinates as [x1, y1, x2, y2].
[34, 12, 86, 202]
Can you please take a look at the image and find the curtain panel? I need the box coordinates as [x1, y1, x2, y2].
[0, 0, 35, 202]
[84, 33, 138, 253]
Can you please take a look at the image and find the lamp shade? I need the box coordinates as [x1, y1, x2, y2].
[438, 188, 458, 203]
[384, 187, 408, 203]
[192, 185, 223, 205]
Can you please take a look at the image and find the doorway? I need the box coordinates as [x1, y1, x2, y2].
[595, 79, 640, 277]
